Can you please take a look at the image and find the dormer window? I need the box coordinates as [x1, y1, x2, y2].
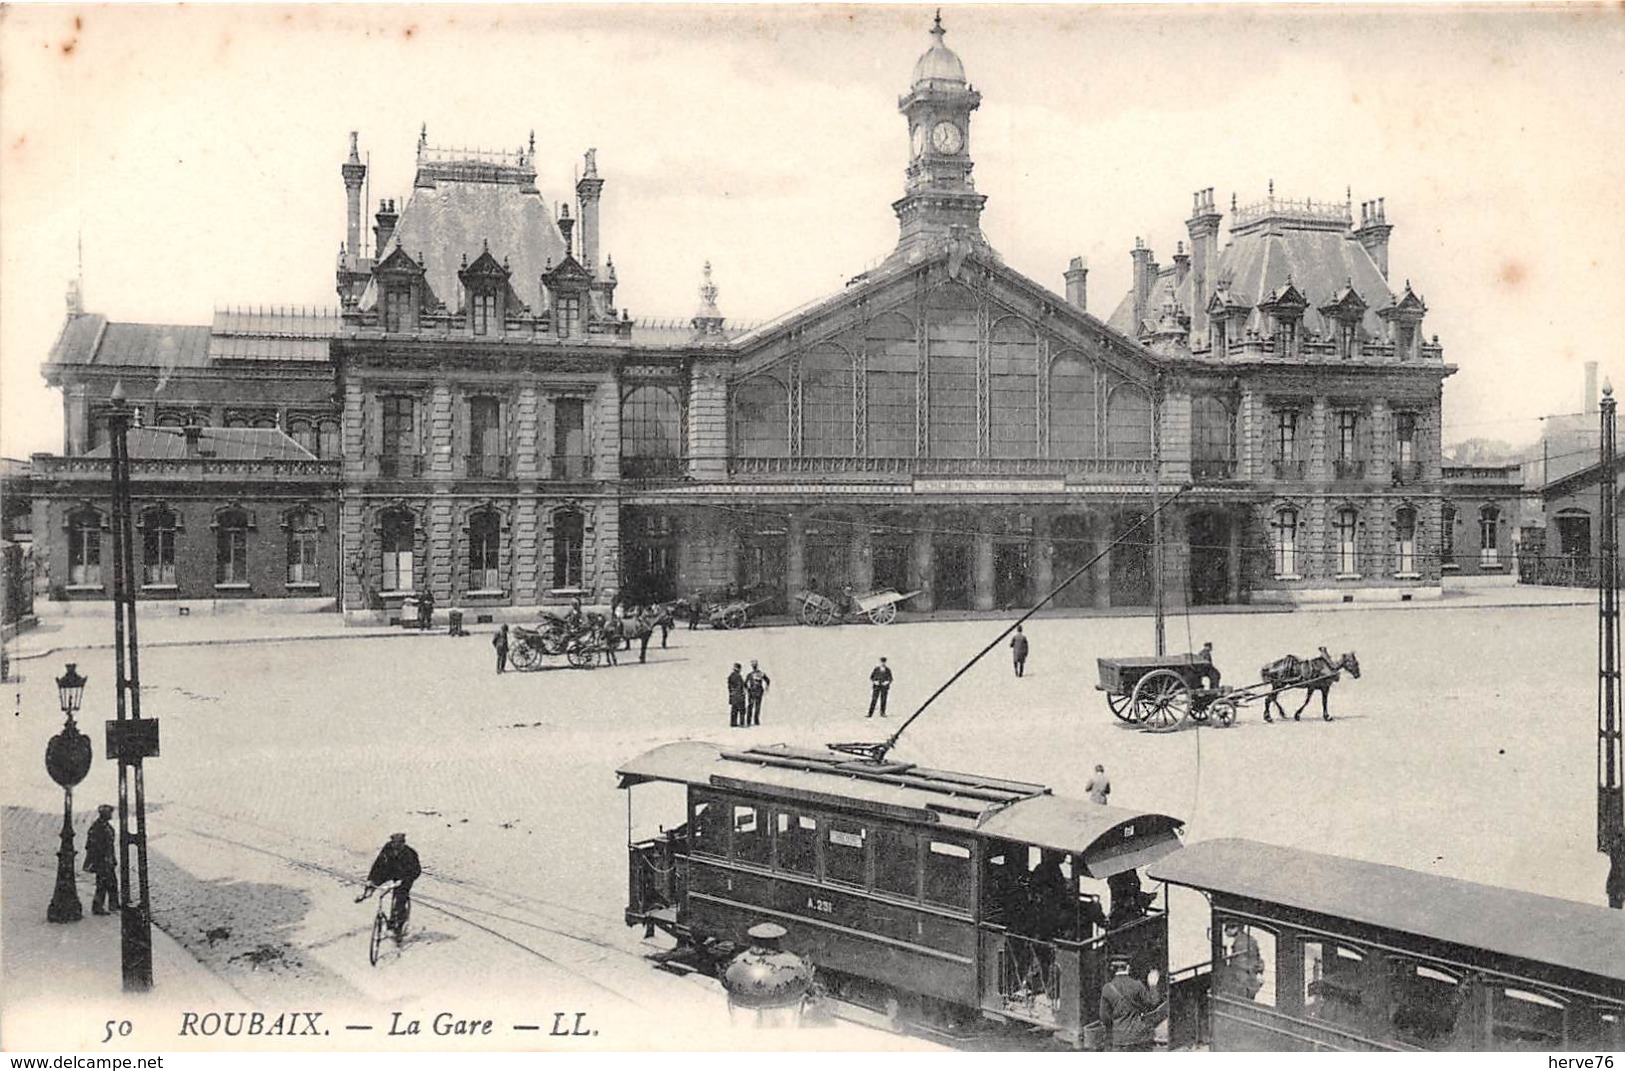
[556, 295, 581, 338]
[1273, 317, 1297, 358]
[1396, 322, 1417, 361]
[1212, 318, 1228, 356]
[1337, 320, 1358, 360]
[384, 288, 411, 333]
[472, 290, 497, 336]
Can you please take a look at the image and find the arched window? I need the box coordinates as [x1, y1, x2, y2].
[285, 509, 320, 585]
[1271, 508, 1299, 577]
[801, 346, 852, 456]
[1049, 354, 1096, 459]
[926, 285, 979, 459]
[732, 376, 788, 457]
[379, 508, 415, 593]
[1217, 919, 1278, 1007]
[1334, 507, 1360, 575]
[140, 506, 179, 587]
[1480, 505, 1501, 567]
[989, 318, 1037, 459]
[552, 509, 585, 590]
[252, 416, 278, 431]
[1191, 396, 1234, 478]
[1105, 383, 1153, 459]
[215, 507, 250, 585]
[622, 386, 682, 476]
[1386, 959, 1465, 1049]
[288, 420, 317, 456]
[1303, 939, 1372, 1030]
[865, 312, 917, 458]
[1394, 506, 1418, 575]
[468, 509, 502, 592]
[68, 508, 103, 586]
[317, 419, 341, 461]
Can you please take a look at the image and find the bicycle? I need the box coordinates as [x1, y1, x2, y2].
[355, 881, 409, 965]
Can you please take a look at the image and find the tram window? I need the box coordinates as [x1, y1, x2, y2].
[1216, 920, 1276, 1007]
[691, 795, 725, 857]
[1490, 986, 1566, 1050]
[873, 828, 919, 899]
[924, 840, 973, 912]
[1575, 1007, 1625, 1050]
[1302, 941, 1370, 1029]
[825, 822, 868, 887]
[733, 804, 770, 867]
[1387, 960, 1464, 1049]
[775, 811, 818, 877]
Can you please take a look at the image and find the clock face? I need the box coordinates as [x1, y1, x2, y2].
[930, 120, 963, 155]
[911, 125, 926, 159]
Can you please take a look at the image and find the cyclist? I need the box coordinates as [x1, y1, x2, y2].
[361, 832, 422, 935]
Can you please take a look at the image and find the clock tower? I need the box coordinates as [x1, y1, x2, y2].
[891, 12, 991, 264]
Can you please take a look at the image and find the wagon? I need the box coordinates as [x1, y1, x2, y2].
[794, 586, 920, 626]
[709, 595, 777, 630]
[509, 615, 608, 670]
[1096, 655, 1238, 733]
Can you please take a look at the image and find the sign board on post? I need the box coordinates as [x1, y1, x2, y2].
[105, 719, 160, 762]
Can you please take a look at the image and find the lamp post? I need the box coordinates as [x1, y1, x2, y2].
[45, 663, 91, 923]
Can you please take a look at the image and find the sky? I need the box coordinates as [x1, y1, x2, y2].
[2, 3, 1623, 460]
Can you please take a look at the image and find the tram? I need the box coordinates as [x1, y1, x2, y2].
[1151, 838, 1625, 1052]
[618, 740, 1185, 1043]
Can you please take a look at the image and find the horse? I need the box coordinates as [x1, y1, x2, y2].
[1259, 648, 1360, 722]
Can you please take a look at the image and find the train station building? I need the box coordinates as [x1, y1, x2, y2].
[29, 16, 1456, 620]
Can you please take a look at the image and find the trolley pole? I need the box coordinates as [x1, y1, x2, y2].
[1598, 384, 1624, 909]
[105, 386, 160, 986]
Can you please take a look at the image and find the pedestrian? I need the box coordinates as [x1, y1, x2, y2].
[1086, 763, 1111, 805]
[1010, 624, 1029, 678]
[867, 656, 893, 718]
[416, 588, 435, 631]
[601, 613, 622, 666]
[493, 624, 510, 674]
[1098, 955, 1160, 1051]
[745, 659, 771, 727]
[657, 603, 674, 648]
[636, 606, 658, 664]
[728, 663, 748, 728]
[84, 803, 118, 915]
[620, 605, 638, 651]
[688, 595, 704, 630]
[361, 832, 422, 937]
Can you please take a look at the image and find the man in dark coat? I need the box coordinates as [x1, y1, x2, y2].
[727, 664, 748, 728]
[1099, 955, 1160, 1051]
[601, 613, 622, 666]
[364, 832, 422, 935]
[416, 589, 435, 631]
[84, 803, 118, 915]
[1010, 624, 1030, 677]
[493, 624, 509, 674]
[688, 596, 704, 630]
[744, 659, 771, 727]
[867, 657, 893, 717]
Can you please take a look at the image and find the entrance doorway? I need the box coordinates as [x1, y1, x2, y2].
[994, 543, 1030, 609]
[1188, 511, 1232, 606]
[1050, 515, 1094, 608]
[1111, 512, 1152, 606]
[933, 513, 975, 610]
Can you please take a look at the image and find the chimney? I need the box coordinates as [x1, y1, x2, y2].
[1063, 256, 1089, 312]
[576, 149, 605, 276]
[1186, 187, 1222, 341]
[341, 132, 367, 265]
[1587, 361, 1599, 415]
[1130, 238, 1155, 334]
[1355, 197, 1394, 281]
[374, 198, 399, 255]
[1172, 241, 1190, 286]
[558, 203, 575, 257]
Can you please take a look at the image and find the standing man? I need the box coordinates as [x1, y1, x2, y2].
[744, 659, 771, 727]
[657, 604, 674, 648]
[362, 832, 422, 937]
[493, 624, 510, 674]
[636, 607, 658, 664]
[868, 657, 893, 718]
[688, 595, 704, 630]
[416, 588, 435, 631]
[1098, 955, 1160, 1051]
[728, 663, 748, 728]
[83, 803, 118, 916]
[601, 612, 622, 666]
[1086, 764, 1111, 805]
[1010, 624, 1030, 678]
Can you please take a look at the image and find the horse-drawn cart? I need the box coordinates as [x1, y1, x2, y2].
[709, 595, 776, 630]
[1097, 655, 1238, 732]
[794, 586, 920, 627]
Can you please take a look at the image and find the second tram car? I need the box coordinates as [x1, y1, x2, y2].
[1152, 839, 1625, 1052]
[619, 741, 1185, 1044]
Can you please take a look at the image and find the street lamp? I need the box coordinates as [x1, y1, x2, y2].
[45, 663, 92, 923]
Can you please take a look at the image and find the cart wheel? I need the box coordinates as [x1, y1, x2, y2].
[1132, 669, 1191, 733]
[818, 603, 839, 626]
[539, 625, 569, 656]
[1106, 692, 1135, 723]
[724, 608, 747, 630]
[867, 602, 897, 626]
[369, 905, 385, 966]
[567, 644, 598, 669]
[1210, 698, 1238, 727]
[799, 601, 824, 627]
[510, 643, 541, 672]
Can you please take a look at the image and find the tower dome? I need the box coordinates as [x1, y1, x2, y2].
[911, 11, 966, 87]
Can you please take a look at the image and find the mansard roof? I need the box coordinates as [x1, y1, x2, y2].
[48, 318, 211, 369]
[47, 309, 339, 369]
[362, 155, 568, 316]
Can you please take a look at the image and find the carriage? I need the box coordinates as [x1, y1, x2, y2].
[508, 612, 610, 670]
[793, 586, 921, 627]
[1096, 655, 1239, 732]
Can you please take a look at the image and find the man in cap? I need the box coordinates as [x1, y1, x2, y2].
[362, 832, 422, 936]
[744, 659, 771, 727]
[867, 657, 893, 718]
[1010, 624, 1030, 678]
[1221, 920, 1265, 1000]
[727, 663, 748, 728]
[1086, 763, 1111, 805]
[84, 803, 118, 915]
[1098, 955, 1161, 1051]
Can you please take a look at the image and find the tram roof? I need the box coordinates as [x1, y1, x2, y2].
[618, 741, 1184, 876]
[1150, 838, 1625, 984]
